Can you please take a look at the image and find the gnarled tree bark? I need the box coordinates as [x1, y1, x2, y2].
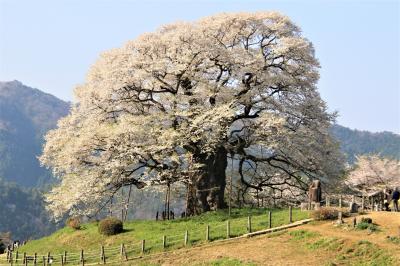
[187, 146, 228, 215]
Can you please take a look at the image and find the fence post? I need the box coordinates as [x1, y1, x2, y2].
[141, 240, 145, 254]
[100, 246, 106, 264]
[46, 252, 50, 265]
[34, 253, 37, 266]
[23, 252, 26, 265]
[120, 243, 127, 260]
[247, 216, 252, 233]
[206, 225, 210, 241]
[226, 220, 230, 238]
[15, 251, 18, 264]
[9, 251, 13, 265]
[42, 256, 45, 266]
[184, 230, 188, 246]
[339, 195, 342, 208]
[289, 206, 293, 223]
[63, 251, 67, 265]
[80, 249, 84, 266]
[60, 255, 64, 266]
[162, 235, 167, 249]
[269, 211, 272, 229]
[353, 217, 357, 228]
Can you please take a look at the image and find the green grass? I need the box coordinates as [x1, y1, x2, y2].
[194, 258, 257, 266]
[289, 230, 394, 265]
[289, 229, 320, 241]
[387, 236, 400, 245]
[336, 240, 394, 266]
[11, 208, 308, 265]
[355, 222, 379, 232]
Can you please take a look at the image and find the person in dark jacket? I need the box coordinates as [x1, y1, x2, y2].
[392, 188, 399, 212]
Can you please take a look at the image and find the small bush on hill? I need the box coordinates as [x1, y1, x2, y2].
[387, 236, 400, 245]
[311, 207, 349, 220]
[66, 217, 81, 230]
[98, 218, 123, 236]
[356, 221, 378, 232]
[360, 217, 372, 224]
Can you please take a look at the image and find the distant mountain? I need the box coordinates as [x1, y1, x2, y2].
[0, 80, 69, 187]
[331, 124, 400, 163]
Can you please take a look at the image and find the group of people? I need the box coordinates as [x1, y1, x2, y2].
[156, 210, 176, 221]
[155, 210, 189, 221]
[4, 240, 27, 253]
[383, 187, 399, 212]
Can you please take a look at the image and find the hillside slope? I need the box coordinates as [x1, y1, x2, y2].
[0, 80, 69, 187]
[0, 179, 58, 240]
[331, 124, 400, 163]
[138, 212, 400, 266]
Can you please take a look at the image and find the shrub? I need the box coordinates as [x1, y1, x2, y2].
[98, 217, 123, 236]
[311, 207, 349, 221]
[360, 217, 372, 224]
[356, 222, 378, 232]
[66, 217, 81, 230]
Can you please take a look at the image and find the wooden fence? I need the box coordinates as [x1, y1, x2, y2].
[0, 208, 301, 266]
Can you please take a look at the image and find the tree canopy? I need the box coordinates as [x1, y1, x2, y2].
[346, 155, 400, 195]
[41, 12, 344, 219]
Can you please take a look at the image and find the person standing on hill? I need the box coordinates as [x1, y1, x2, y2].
[392, 188, 399, 212]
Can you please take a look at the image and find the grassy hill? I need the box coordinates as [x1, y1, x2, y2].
[137, 212, 400, 266]
[7, 210, 400, 266]
[10, 208, 307, 264]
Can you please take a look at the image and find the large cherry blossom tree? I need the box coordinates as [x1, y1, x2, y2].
[40, 12, 344, 219]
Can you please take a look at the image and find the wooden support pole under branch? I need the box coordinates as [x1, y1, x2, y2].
[289, 206, 293, 223]
[206, 225, 210, 241]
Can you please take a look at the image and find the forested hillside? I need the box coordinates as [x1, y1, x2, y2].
[0, 80, 69, 187]
[0, 178, 59, 240]
[331, 124, 400, 163]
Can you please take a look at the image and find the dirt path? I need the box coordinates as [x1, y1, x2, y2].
[132, 212, 400, 266]
[300, 211, 400, 258]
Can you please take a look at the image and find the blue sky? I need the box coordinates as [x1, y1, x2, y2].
[0, 0, 399, 133]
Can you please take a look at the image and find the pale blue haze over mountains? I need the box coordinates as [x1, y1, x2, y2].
[0, 0, 399, 133]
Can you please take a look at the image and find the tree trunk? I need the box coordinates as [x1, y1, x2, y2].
[187, 146, 228, 215]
